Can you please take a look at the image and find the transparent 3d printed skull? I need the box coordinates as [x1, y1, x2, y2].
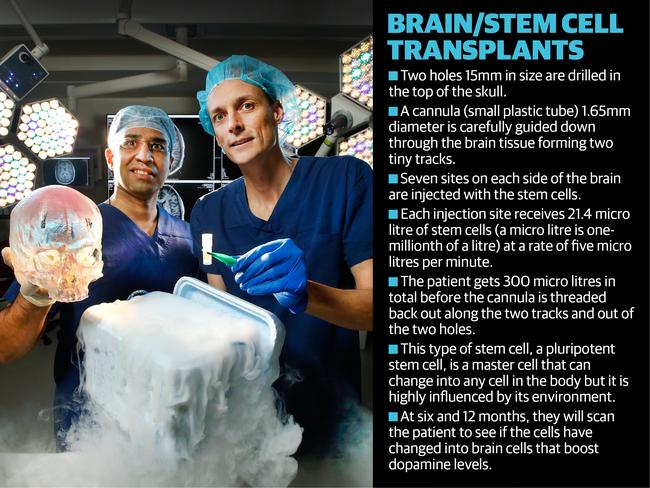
[10, 185, 103, 302]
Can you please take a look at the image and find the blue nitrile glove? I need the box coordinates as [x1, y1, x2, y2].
[232, 238, 307, 314]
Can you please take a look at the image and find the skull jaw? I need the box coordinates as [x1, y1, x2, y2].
[16, 268, 104, 303]
[51, 285, 92, 303]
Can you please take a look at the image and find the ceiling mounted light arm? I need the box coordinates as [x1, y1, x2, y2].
[117, 0, 217, 70]
[315, 131, 340, 157]
[66, 62, 187, 110]
[315, 94, 370, 157]
[0, 0, 49, 101]
[315, 109, 352, 157]
[325, 109, 353, 136]
[66, 24, 191, 109]
[7, 0, 49, 59]
[117, 19, 218, 71]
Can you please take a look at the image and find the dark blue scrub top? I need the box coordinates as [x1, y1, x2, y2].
[190, 156, 373, 454]
[4, 203, 197, 442]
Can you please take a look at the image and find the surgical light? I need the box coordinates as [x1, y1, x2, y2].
[0, 144, 36, 207]
[0, 89, 17, 138]
[339, 35, 373, 110]
[17, 99, 79, 160]
[337, 127, 373, 167]
[281, 85, 327, 153]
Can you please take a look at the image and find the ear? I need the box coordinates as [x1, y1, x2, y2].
[105, 148, 114, 171]
[272, 101, 284, 126]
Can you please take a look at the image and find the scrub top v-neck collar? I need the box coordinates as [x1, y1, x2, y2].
[101, 202, 161, 240]
[237, 157, 304, 231]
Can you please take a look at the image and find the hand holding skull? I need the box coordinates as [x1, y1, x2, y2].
[2, 247, 53, 307]
[9, 186, 104, 304]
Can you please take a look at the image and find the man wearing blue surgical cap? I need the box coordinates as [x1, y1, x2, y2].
[192, 56, 373, 456]
[0, 105, 197, 450]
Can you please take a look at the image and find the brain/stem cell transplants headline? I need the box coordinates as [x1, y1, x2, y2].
[386, 13, 623, 60]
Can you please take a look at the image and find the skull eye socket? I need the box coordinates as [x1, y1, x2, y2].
[34, 250, 61, 272]
[75, 246, 100, 267]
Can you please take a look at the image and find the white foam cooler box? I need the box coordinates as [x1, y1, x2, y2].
[77, 277, 285, 460]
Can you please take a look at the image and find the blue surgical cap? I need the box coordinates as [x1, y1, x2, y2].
[196, 55, 299, 149]
[108, 105, 185, 175]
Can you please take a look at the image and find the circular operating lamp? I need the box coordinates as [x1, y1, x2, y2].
[339, 35, 373, 110]
[281, 85, 327, 153]
[0, 89, 17, 138]
[0, 144, 36, 207]
[337, 127, 373, 167]
[16, 99, 79, 160]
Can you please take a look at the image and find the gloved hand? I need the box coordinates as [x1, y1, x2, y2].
[1, 248, 54, 307]
[19, 282, 55, 307]
[232, 238, 308, 314]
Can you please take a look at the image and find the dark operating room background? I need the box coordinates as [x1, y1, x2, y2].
[0, 0, 373, 452]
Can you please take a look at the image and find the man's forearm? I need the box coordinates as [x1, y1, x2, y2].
[305, 281, 373, 331]
[0, 294, 50, 363]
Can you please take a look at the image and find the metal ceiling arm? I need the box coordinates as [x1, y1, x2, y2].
[66, 60, 187, 109]
[66, 0, 219, 106]
[117, 19, 218, 71]
[7, 0, 49, 59]
[66, 24, 192, 109]
[315, 94, 372, 156]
